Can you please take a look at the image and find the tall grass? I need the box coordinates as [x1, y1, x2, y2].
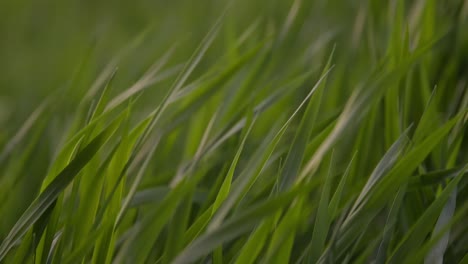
[0, 0, 467, 263]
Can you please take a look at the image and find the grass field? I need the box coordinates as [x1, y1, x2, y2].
[0, 0, 468, 263]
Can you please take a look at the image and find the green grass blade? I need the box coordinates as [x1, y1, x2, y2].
[0, 114, 122, 260]
[387, 166, 467, 263]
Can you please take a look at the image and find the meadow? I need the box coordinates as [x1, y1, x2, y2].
[0, 0, 467, 263]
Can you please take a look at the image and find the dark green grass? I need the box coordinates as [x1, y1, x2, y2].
[0, 0, 467, 263]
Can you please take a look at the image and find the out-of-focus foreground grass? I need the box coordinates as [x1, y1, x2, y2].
[0, 0, 467, 263]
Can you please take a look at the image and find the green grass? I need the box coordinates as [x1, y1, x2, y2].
[0, 0, 467, 263]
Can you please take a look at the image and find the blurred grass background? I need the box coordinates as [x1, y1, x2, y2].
[0, 0, 466, 119]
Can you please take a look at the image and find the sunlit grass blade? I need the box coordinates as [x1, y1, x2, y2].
[208, 67, 334, 232]
[0, 114, 123, 260]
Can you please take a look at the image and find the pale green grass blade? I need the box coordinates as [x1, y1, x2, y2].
[387, 165, 467, 263]
[347, 126, 411, 220]
[405, 196, 468, 264]
[0, 98, 49, 165]
[279, 46, 335, 190]
[423, 185, 457, 264]
[104, 48, 177, 112]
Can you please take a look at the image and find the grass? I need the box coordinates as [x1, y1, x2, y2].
[0, 0, 467, 263]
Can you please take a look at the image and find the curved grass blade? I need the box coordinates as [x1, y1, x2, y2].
[366, 112, 464, 211]
[387, 165, 468, 263]
[423, 185, 457, 264]
[172, 180, 316, 264]
[207, 67, 334, 231]
[211, 115, 256, 215]
[0, 115, 123, 261]
[307, 152, 335, 263]
[0, 98, 50, 165]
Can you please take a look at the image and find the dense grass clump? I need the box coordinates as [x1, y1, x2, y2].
[0, 0, 467, 263]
